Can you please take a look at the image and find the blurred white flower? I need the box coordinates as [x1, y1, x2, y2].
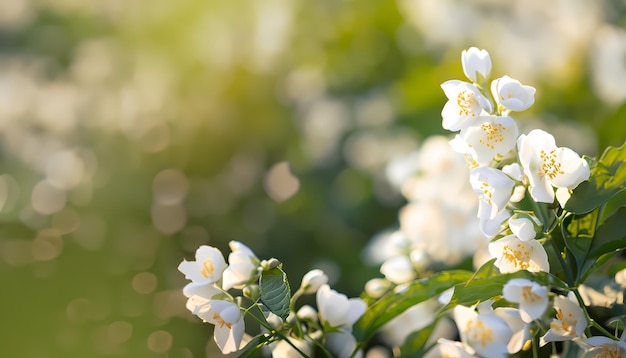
[541, 294, 587, 343]
[517, 129, 590, 203]
[489, 234, 549, 273]
[270, 337, 313, 358]
[469, 166, 515, 220]
[424, 338, 475, 358]
[178, 245, 227, 285]
[196, 300, 245, 354]
[316, 284, 366, 329]
[380, 255, 416, 284]
[491, 75, 536, 112]
[579, 335, 626, 358]
[462, 47, 492, 83]
[222, 241, 260, 290]
[502, 278, 549, 323]
[364, 278, 391, 299]
[441, 80, 491, 132]
[453, 116, 519, 164]
[453, 305, 512, 358]
[299, 269, 328, 294]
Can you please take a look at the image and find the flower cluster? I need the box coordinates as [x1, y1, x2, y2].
[178, 241, 366, 357]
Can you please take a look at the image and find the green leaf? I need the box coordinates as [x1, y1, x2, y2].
[237, 334, 270, 358]
[561, 209, 600, 281]
[589, 207, 626, 258]
[565, 142, 626, 214]
[353, 270, 473, 342]
[259, 266, 291, 320]
[442, 270, 566, 312]
[399, 320, 437, 357]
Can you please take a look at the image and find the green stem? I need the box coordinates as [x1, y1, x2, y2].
[548, 235, 575, 286]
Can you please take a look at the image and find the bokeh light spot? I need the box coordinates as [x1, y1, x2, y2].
[32, 229, 63, 261]
[147, 330, 173, 353]
[132, 271, 158, 295]
[31, 180, 67, 215]
[264, 161, 300, 202]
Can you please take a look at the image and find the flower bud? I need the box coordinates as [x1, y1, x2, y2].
[242, 284, 260, 301]
[299, 269, 328, 294]
[365, 278, 391, 298]
[296, 304, 318, 321]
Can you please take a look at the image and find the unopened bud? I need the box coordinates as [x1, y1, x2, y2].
[243, 284, 260, 301]
[261, 258, 281, 270]
[365, 278, 391, 298]
[300, 269, 328, 294]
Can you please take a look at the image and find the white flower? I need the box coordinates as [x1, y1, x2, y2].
[326, 332, 362, 358]
[541, 294, 587, 343]
[469, 166, 515, 220]
[424, 338, 475, 358]
[178, 245, 227, 285]
[299, 269, 328, 294]
[493, 307, 532, 354]
[183, 283, 222, 314]
[196, 300, 245, 354]
[364, 278, 391, 299]
[316, 284, 367, 329]
[453, 116, 519, 164]
[222, 241, 260, 290]
[508, 213, 541, 241]
[502, 278, 549, 323]
[380, 255, 416, 284]
[479, 208, 512, 238]
[517, 129, 590, 203]
[489, 234, 549, 273]
[462, 47, 492, 83]
[491, 75, 536, 112]
[270, 337, 314, 358]
[441, 80, 491, 132]
[579, 336, 626, 358]
[453, 305, 513, 358]
[502, 163, 524, 181]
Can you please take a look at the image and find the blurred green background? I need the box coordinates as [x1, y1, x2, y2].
[1, 0, 626, 357]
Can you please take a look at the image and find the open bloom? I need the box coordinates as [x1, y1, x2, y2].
[441, 80, 491, 132]
[489, 234, 549, 273]
[579, 336, 626, 358]
[222, 241, 260, 290]
[502, 278, 549, 323]
[517, 129, 590, 203]
[462, 47, 492, 83]
[491, 75, 536, 112]
[451, 116, 519, 164]
[469, 166, 515, 220]
[453, 305, 513, 358]
[196, 300, 245, 354]
[541, 294, 587, 343]
[316, 284, 366, 329]
[178, 245, 227, 285]
[493, 307, 532, 354]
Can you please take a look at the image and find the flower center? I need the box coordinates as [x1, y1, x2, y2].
[213, 312, 233, 329]
[201, 259, 215, 278]
[539, 149, 564, 180]
[465, 319, 494, 348]
[457, 90, 478, 117]
[549, 308, 577, 336]
[478, 122, 505, 150]
[594, 345, 624, 358]
[521, 286, 542, 303]
[480, 181, 493, 205]
[502, 243, 531, 270]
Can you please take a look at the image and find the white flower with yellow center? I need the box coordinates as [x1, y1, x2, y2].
[196, 300, 245, 354]
[502, 278, 549, 323]
[579, 336, 626, 358]
[453, 305, 513, 358]
[453, 116, 519, 164]
[541, 294, 587, 343]
[469, 166, 515, 220]
[178, 245, 227, 285]
[462, 47, 492, 83]
[441, 80, 491, 132]
[491, 75, 536, 112]
[517, 129, 590, 203]
[222, 241, 260, 290]
[489, 234, 549, 273]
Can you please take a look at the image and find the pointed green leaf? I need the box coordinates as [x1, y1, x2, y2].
[260, 266, 291, 320]
[237, 334, 269, 358]
[561, 209, 600, 281]
[353, 270, 473, 341]
[589, 207, 626, 258]
[399, 321, 437, 357]
[565, 142, 626, 214]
